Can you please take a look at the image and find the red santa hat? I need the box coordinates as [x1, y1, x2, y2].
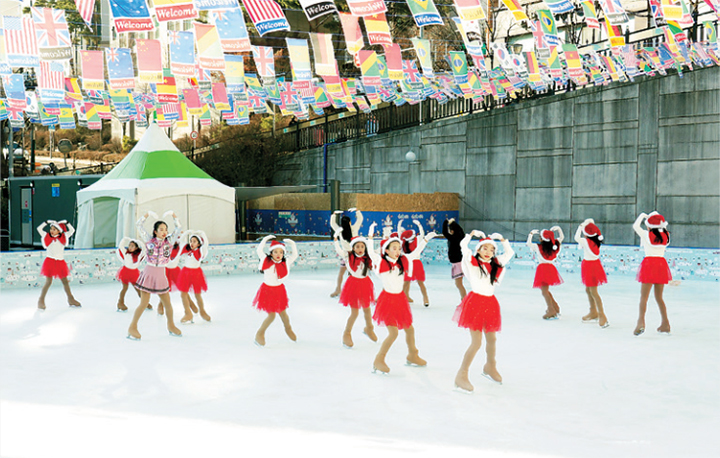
[350, 236, 367, 249]
[381, 233, 402, 253]
[583, 223, 604, 241]
[540, 230, 559, 250]
[474, 237, 497, 252]
[47, 220, 68, 233]
[645, 212, 668, 230]
[400, 229, 416, 241]
[269, 240, 286, 253]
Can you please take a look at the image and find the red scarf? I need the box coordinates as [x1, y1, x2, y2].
[471, 256, 504, 277]
[262, 257, 288, 279]
[126, 249, 141, 263]
[181, 246, 202, 260]
[348, 253, 372, 273]
[378, 255, 408, 274]
[44, 233, 66, 248]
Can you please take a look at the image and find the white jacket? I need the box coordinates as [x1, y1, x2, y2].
[574, 223, 600, 261]
[38, 222, 75, 261]
[461, 235, 514, 296]
[367, 237, 427, 294]
[256, 236, 299, 286]
[178, 231, 209, 269]
[633, 213, 668, 258]
[333, 237, 371, 279]
[116, 237, 147, 269]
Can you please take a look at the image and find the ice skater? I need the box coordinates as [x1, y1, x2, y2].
[366, 222, 436, 374]
[176, 230, 211, 323]
[574, 219, 609, 328]
[115, 237, 146, 312]
[453, 230, 514, 392]
[443, 218, 467, 302]
[527, 226, 564, 320]
[329, 208, 363, 297]
[252, 235, 299, 346]
[156, 233, 190, 315]
[127, 211, 182, 340]
[36, 219, 81, 309]
[399, 219, 430, 307]
[333, 230, 377, 348]
[633, 212, 672, 336]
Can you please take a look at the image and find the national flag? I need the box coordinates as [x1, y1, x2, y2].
[309, 33, 336, 77]
[605, 21, 625, 48]
[346, 0, 386, 16]
[194, 22, 225, 71]
[298, 0, 337, 21]
[0, 100, 7, 122]
[339, 13, 364, 57]
[183, 88, 203, 115]
[402, 60, 424, 90]
[108, 0, 154, 33]
[224, 54, 245, 94]
[38, 60, 65, 102]
[449, 51, 469, 85]
[106, 47, 135, 89]
[31, 8, 72, 57]
[156, 72, 179, 104]
[73, 0, 96, 28]
[241, 0, 290, 36]
[169, 31, 195, 77]
[543, 0, 575, 15]
[383, 43, 404, 81]
[501, 0, 528, 21]
[547, 47, 565, 81]
[212, 82, 231, 110]
[538, 9, 561, 47]
[251, 46, 275, 78]
[153, 0, 196, 22]
[411, 38, 434, 77]
[80, 50, 104, 90]
[453, 0, 486, 21]
[2, 74, 27, 109]
[406, 0, 443, 27]
[4, 15, 40, 68]
[597, 0, 629, 25]
[211, 8, 251, 53]
[452, 17, 484, 57]
[358, 50, 382, 86]
[136, 39, 163, 83]
[704, 21, 717, 43]
[65, 78, 82, 101]
[364, 13, 392, 46]
[581, 1, 600, 29]
[286, 38, 313, 83]
[561, 43, 588, 85]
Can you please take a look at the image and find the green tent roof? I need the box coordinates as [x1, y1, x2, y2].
[102, 123, 213, 181]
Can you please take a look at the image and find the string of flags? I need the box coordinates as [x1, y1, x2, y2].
[0, 0, 718, 131]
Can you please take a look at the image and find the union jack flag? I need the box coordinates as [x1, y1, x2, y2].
[106, 47, 120, 63]
[31, 7, 71, 48]
[251, 46, 275, 78]
[168, 30, 181, 46]
[402, 60, 422, 84]
[4, 15, 39, 55]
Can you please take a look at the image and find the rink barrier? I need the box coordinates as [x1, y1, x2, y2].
[1, 239, 718, 289]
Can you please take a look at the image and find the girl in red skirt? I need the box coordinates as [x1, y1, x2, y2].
[36, 220, 81, 309]
[366, 222, 436, 374]
[453, 230, 514, 393]
[398, 219, 430, 307]
[574, 219, 609, 328]
[177, 230, 211, 324]
[633, 212, 672, 336]
[115, 237, 146, 312]
[333, 231, 377, 348]
[329, 208, 364, 298]
[253, 235, 299, 346]
[527, 226, 564, 320]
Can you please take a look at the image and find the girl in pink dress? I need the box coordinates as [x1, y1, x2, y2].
[36, 220, 81, 309]
[253, 235, 299, 346]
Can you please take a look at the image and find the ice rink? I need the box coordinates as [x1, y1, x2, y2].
[1, 266, 718, 458]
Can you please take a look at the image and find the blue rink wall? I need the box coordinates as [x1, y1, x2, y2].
[1, 239, 718, 289]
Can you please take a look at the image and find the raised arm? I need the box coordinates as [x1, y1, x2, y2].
[397, 218, 405, 234]
[117, 237, 131, 262]
[574, 223, 584, 244]
[37, 221, 48, 237]
[551, 225, 564, 243]
[284, 239, 299, 266]
[333, 233, 349, 259]
[633, 213, 648, 237]
[164, 211, 181, 242]
[350, 209, 363, 235]
[526, 230, 538, 246]
[460, 233, 474, 260]
[61, 221, 75, 239]
[442, 219, 449, 238]
[197, 230, 209, 261]
[257, 235, 274, 261]
[406, 232, 435, 262]
[329, 211, 342, 233]
[413, 220, 425, 239]
[490, 233, 515, 266]
[366, 235, 381, 267]
[136, 212, 152, 241]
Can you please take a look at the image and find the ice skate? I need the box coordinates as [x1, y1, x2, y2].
[284, 326, 297, 342]
[482, 364, 502, 384]
[543, 312, 559, 320]
[117, 301, 128, 312]
[406, 350, 427, 367]
[180, 313, 194, 324]
[199, 309, 211, 322]
[454, 370, 474, 394]
[657, 325, 671, 335]
[424, 302, 429, 307]
[633, 324, 645, 336]
[599, 315, 609, 329]
[68, 297, 82, 308]
[363, 326, 378, 342]
[373, 353, 390, 374]
[342, 331, 353, 349]
[145, 304, 153, 311]
[582, 311, 599, 322]
[37, 299, 46, 310]
[127, 328, 141, 340]
[168, 325, 182, 337]
[254, 331, 266, 347]
[126, 334, 141, 341]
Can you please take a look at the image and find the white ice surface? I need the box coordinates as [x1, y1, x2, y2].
[1, 267, 718, 458]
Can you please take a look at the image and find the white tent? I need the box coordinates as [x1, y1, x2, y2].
[75, 124, 236, 248]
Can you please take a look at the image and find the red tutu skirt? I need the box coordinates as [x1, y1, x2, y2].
[404, 259, 426, 282]
[453, 292, 501, 332]
[176, 267, 208, 294]
[636, 257, 672, 284]
[40, 258, 70, 279]
[372, 291, 413, 330]
[116, 266, 140, 285]
[581, 259, 607, 287]
[533, 263, 564, 288]
[339, 276, 375, 309]
[165, 266, 181, 292]
[252, 283, 289, 313]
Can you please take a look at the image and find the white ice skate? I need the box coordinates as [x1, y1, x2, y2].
[482, 372, 502, 385]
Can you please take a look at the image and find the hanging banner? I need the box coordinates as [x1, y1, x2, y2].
[412, 38, 434, 77]
[309, 33, 337, 76]
[598, 0, 629, 25]
[452, 0, 486, 21]
[211, 8, 251, 52]
[500, 0, 528, 21]
[224, 54, 246, 94]
[581, 1, 600, 29]
[31, 8, 72, 60]
[406, 0, 444, 27]
[4, 15, 40, 68]
[169, 30, 196, 77]
[80, 50, 104, 90]
[154, 0, 197, 22]
[346, 0, 387, 17]
[241, 0, 291, 36]
[358, 50, 382, 86]
[537, 9, 561, 47]
[106, 47, 135, 89]
[542, 0, 574, 15]
[194, 22, 225, 71]
[339, 12, 364, 57]
[108, 0, 154, 32]
[364, 13, 393, 46]
[252, 46, 276, 78]
[298, 0, 338, 21]
[136, 39, 163, 83]
[286, 38, 313, 84]
[383, 43, 404, 80]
